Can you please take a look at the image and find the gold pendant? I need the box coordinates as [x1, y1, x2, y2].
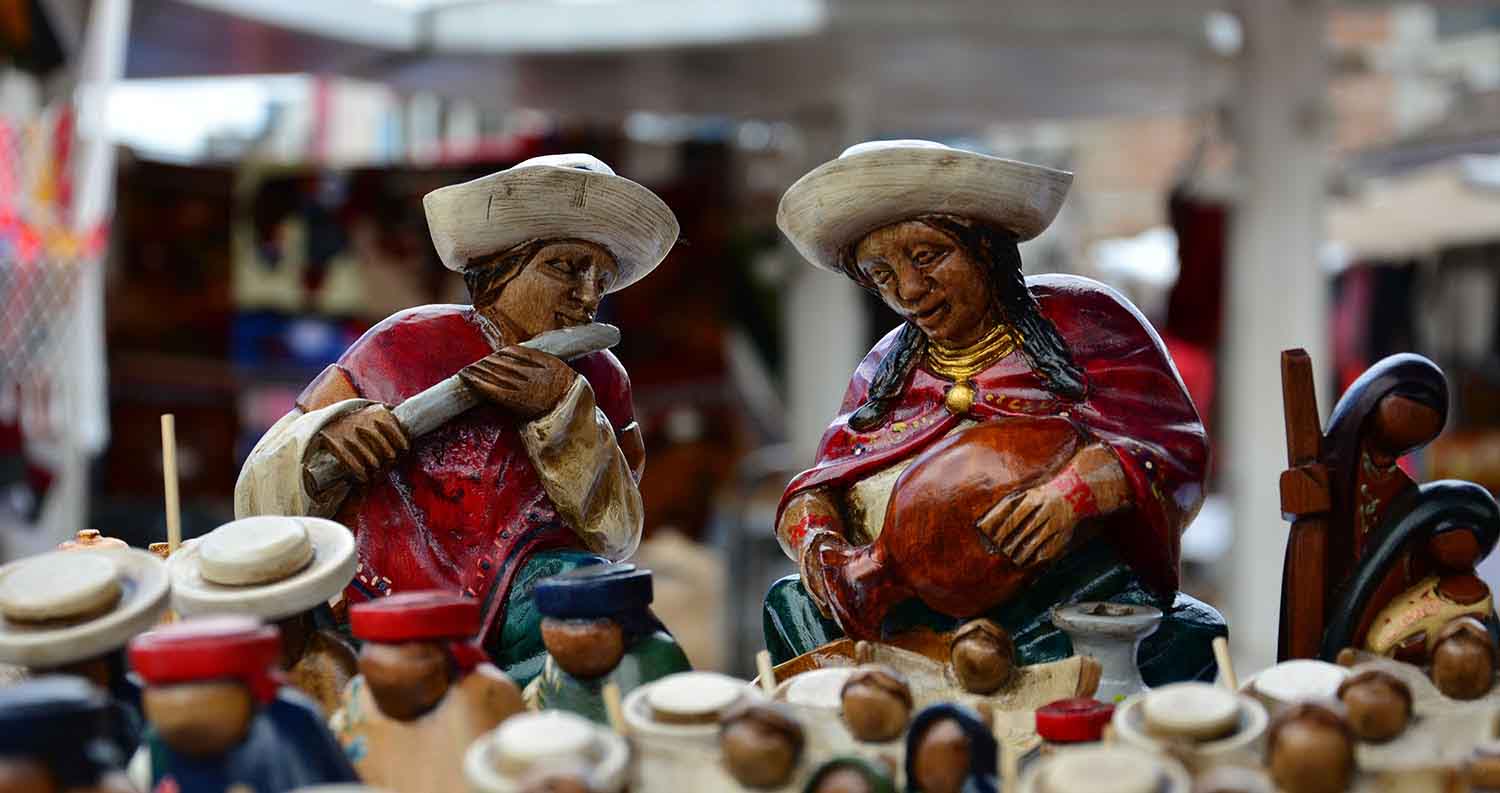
[945, 381, 975, 415]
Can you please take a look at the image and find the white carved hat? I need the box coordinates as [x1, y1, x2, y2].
[0, 547, 170, 668]
[167, 515, 356, 621]
[423, 153, 680, 291]
[776, 140, 1072, 275]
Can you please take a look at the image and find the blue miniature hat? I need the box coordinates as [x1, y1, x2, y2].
[534, 563, 654, 619]
[904, 703, 998, 793]
[0, 676, 124, 787]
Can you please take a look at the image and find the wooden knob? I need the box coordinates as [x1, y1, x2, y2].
[1337, 669, 1411, 742]
[911, 717, 972, 793]
[1431, 617, 1496, 700]
[541, 617, 626, 679]
[1265, 702, 1354, 793]
[840, 665, 913, 743]
[949, 619, 1014, 695]
[719, 703, 804, 789]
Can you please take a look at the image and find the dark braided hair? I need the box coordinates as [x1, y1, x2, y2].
[462, 239, 551, 308]
[842, 214, 1087, 431]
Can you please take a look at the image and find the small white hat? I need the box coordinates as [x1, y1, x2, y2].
[423, 153, 679, 292]
[777, 140, 1072, 275]
[464, 710, 629, 793]
[0, 548, 170, 668]
[168, 515, 356, 622]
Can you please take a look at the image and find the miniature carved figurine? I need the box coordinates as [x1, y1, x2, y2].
[718, 702, 806, 789]
[530, 563, 691, 723]
[0, 546, 169, 746]
[236, 154, 677, 685]
[1336, 668, 1411, 741]
[127, 617, 358, 793]
[765, 140, 1222, 684]
[166, 515, 359, 715]
[1264, 702, 1354, 793]
[0, 676, 134, 793]
[329, 591, 524, 793]
[904, 703, 997, 793]
[839, 665, 912, 742]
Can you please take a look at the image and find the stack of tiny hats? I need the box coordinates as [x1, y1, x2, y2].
[0, 675, 125, 786]
[129, 617, 284, 703]
[0, 546, 169, 668]
[534, 563, 653, 621]
[168, 515, 356, 621]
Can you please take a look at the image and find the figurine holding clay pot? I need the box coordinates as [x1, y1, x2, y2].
[127, 617, 358, 793]
[0, 676, 135, 793]
[167, 515, 359, 715]
[328, 591, 523, 793]
[764, 140, 1222, 685]
[530, 563, 691, 722]
[236, 154, 677, 687]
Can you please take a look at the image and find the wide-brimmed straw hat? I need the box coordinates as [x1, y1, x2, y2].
[167, 515, 356, 622]
[423, 153, 679, 292]
[0, 547, 170, 668]
[777, 140, 1072, 275]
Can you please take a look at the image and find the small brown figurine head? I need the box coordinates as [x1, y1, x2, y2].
[1265, 702, 1355, 793]
[719, 702, 805, 789]
[141, 680, 256, 758]
[541, 617, 626, 680]
[910, 717, 971, 793]
[840, 665, 913, 743]
[810, 766, 875, 793]
[349, 592, 485, 722]
[1431, 616, 1496, 700]
[469, 239, 619, 342]
[949, 619, 1015, 695]
[1337, 669, 1412, 742]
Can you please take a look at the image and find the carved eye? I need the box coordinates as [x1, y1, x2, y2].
[546, 258, 572, 274]
[911, 247, 946, 267]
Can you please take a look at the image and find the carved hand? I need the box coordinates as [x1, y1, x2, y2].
[798, 530, 846, 620]
[976, 443, 1129, 568]
[458, 345, 577, 420]
[312, 404, 410, 486]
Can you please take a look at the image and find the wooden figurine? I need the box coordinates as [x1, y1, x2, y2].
[235, 154, 677, 686]
[0, 676, 135, 793]
[166, 515, 359, 715]
[328, 591, 523, 793]
[1265, 702, 1356, 793]
[903, 703, 997, 793]
[0, 546, 169, 745]
[764, 140, 1222, 686]
[127, 616, 358, 793]
[1110, 682, 1269, 772]
[529, 563, 691, 723]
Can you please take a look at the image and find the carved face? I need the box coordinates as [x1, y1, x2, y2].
[854, 220, 995, 348]
[488, 240, 618, 340]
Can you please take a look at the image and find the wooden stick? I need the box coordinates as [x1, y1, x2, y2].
[999, 739, 1019, 793]
[602, 681, 628, 737]
[1213, 636, 1237, 691]
[756, 650, 776, 697]
[160, 414, 181, 555]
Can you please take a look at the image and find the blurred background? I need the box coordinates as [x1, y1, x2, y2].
[1, 0, 1499, 676]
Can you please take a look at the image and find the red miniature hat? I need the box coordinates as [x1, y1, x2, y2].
[350, 591, 481, 643]
[1035, 697, 1115, 743]
[128, 616, 282, 703]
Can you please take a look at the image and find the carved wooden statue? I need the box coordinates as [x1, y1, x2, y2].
[765, 140, 1222, 685]
[328, 591, 524, 793]
[0, 676, 135, 793]
[1277, 350, 1500, 697]
[127, 617, 358, 793]
[234, 154, 677, 686]
[166, 515, 359, 715]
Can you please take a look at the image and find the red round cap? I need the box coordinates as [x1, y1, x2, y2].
[128, 616, 280, 688]
[1035, 697, 1115, 743]
[349, 591, 480, 643]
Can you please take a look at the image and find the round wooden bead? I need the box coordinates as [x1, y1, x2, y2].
[1337, 669, 1411, 742]
[1431, 617, 1496, 701]
[840, 665, 913, 743]
[719, 703, 804, 789]
[1265, 702, 1354, 793]
[949, 619, 1014, 695]
[541, 617, 625, 680]
[910, 717, 971, 793]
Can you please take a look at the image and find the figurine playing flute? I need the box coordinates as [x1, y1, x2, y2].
[236, 154, 676, 685]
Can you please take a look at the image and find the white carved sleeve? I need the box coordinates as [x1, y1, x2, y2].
[233, 399, 373, 520]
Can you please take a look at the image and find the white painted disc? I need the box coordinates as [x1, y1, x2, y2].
[646, 671, 745, 719]
[0, 552, 120, 622]
[1253, 659, 1349, 703]
[494, 711, 596, 768]
[1042, 747, 1160, 793]
[1141, 682, 1240, 740]
[783, 667, 852, 709]
[198, 516, 314, 585]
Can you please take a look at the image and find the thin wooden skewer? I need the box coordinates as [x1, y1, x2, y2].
[160, 414, 181, 556]
[602, 681, 628, 737]
[1213, 636, 1238, 691]
[756, 650, 776, 697]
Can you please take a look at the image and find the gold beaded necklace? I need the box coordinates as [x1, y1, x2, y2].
[926, 321, 1020, 415]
